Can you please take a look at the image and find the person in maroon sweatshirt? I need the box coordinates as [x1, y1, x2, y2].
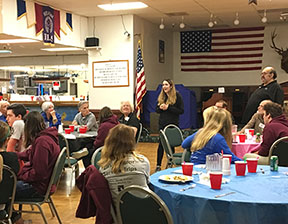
[82, 106, 119, 168]
[15, 111, 60, 199]
[245, 102, 288, 164]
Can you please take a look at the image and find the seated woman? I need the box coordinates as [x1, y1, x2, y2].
[182, 106, 241, 164]
[82, 107, 118, 168]
[41, 102, 62, 129]
[98, 124, 150, 202]
[118, 101, 140, 136]
[15, 111, 60, 200]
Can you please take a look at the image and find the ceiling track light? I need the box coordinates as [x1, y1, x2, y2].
[208, 14, 214, 28]
[261, 10, 267, 23]
[179, 16, 185, 29]
[159, 18, 165, 30]
[234, 12, 240, 26]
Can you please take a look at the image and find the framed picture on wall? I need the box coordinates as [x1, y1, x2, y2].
[159, 40, 165, 63]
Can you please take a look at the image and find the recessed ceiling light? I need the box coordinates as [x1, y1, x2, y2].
[0, 50, 12, 53]
[41, 47, 83, 52]
[98, 2, 148, 11]
[0, 39, 38, 44]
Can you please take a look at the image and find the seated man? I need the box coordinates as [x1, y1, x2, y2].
[244, 102, 288, 164]
[72, 101, 98, 131]
[6, 104, 26, 153]
[0, 101, 10, 122]
[238, 100, 271, 135]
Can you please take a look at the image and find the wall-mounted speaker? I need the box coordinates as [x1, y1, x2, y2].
[85, 37, 99, 47]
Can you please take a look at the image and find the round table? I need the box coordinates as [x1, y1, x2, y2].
[150, 165, 288, 224]
[231, 140, 260, 159]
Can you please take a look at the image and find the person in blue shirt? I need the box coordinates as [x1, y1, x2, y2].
[0, 101, 10, 122]
[182, 106, 241, 164]
[40, 102, 61, 129]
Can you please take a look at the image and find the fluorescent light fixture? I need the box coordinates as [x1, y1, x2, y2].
[0, 50, 12, 53]
[98, 2, 148, 11]
[41, 47, 83, 52]
[0, 39, 38, 44]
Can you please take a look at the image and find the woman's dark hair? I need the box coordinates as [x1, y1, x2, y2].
[0, 121, 10, 148]
[98, 106, 113, 124]
[24, 111, 46, 147]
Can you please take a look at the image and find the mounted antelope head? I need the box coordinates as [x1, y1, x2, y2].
[270, 29, 288, 73]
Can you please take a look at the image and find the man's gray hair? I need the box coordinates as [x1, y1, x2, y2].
[78, 101, 89, 109]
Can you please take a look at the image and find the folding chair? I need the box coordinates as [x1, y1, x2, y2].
[14, 148, 67, 224]
[91, 146, 103, 170]
[58, 133, 79, 195]
[0, 165, 17, 224]
[136, 123, 143, 144]
[268, 136, 288, 167]
[116, 185, 173, 224]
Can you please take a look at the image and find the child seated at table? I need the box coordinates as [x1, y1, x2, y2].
[182, 106, 241, 164]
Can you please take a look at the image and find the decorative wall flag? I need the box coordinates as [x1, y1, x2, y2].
[135, 41, 147, 119]
[26, 1, 36, 28]
[60, 10, 67, 35]
[66, 13, 73, 31]
[35, 3, 43, 36]
[180, 26, 264, 72]
[42, 6, 54, 45]
[54, 9, 61, 40]
[16, 0, 26, 19]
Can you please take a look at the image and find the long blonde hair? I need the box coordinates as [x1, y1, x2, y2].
[98, 124, 141, 174]
[157, 79, 177, 105]
[191, 106, 232, 152]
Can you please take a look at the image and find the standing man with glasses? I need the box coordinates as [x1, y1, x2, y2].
[241, 66, 284, 124]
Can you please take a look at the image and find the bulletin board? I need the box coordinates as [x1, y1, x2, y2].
[92, 60, 129, 87]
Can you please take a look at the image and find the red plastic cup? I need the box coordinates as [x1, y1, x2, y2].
[248, 129, 254, 137]
[49, 96, 52, 101]
[246, 158, 258, 173]
[235, 161, 247, 176]
[79, 127, 87, 134]
[65, 128, 71, 134]
[69, 125, 75, 132]
[223, 154, 232, 164]
[238, 134, 246, 143]
[210, 172, 223, 190]
[31, 96, 34, 101]
[181, 163, 194, 176]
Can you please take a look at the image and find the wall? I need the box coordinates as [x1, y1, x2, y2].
[173, 23, 288, 86]
[87, 15, 135, 110]
[133, 16, 174, 90]
[1, 0, 88, 47]
[0, 0, 2, 33]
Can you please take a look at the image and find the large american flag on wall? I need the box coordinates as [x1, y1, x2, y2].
[180, 27, 264, 72]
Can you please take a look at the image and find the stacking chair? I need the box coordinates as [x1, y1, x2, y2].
[181, 147, 192, 163]
[136, 123, 143, 144]
[116, 185, 173, 224]
[14, 148, 67, 224]
[91, 146, 103, 170]
[0, 165, 17, 224]
[268, 136, 288, 166]
[58, 133, 79, 195]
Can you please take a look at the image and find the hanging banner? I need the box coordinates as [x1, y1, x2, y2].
[42, 6, 54, 45]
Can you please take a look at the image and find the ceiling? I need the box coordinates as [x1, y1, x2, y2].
[0, 0, 288, 58]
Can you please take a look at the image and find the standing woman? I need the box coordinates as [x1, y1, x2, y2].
[155, 79, 184, 171]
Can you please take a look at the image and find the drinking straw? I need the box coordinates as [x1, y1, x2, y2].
[221, 150, 223, 155]
[243, 156, 247, 162]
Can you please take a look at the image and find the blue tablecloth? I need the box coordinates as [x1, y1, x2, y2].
[150, 166, 288, 224]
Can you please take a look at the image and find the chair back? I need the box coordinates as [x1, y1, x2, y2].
[159, 130, 173, 160]
[181, 148, 192, 163]
[268, 136, 288, 166]
[136, 123, 143, 144]
[44, 147, 67, 199]
[116, 185, 173, 224]
[58, 133, 72, 167]
[91, 147, 103, 170]
[164, 124, 183, 147]
[0, 165, 17, 221]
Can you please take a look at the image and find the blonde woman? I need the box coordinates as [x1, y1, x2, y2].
[182, 106, 241, 164]
[155, 79, 184, 171]
[118, 101, 139, 136]
[99, 124, 150, 199]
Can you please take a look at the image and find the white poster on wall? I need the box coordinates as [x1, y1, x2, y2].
[92, 60, 129, 87]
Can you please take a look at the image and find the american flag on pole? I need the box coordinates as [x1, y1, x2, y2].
[180, 27, 264, 72]
[135, 41, 147, 119]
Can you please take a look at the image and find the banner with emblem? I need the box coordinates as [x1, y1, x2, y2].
[42, 6, 54, 45]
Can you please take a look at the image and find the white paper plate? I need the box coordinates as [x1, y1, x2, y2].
[172, 169, 202, 175]
[159, 174, 193, 183]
